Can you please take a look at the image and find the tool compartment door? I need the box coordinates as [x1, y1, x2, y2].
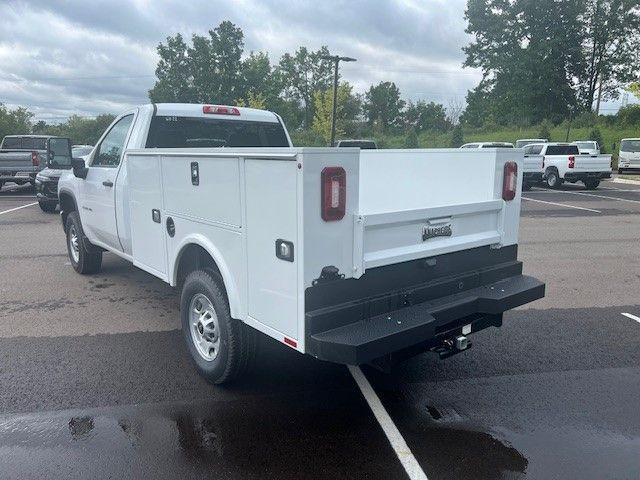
[127, 153, 168, 281]
[245, 158, 299, 339]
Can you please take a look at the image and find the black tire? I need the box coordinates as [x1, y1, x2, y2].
[584, 179, 600, 190]
[545, 168, 563, 188]
[65, 211, 102, 274]
[181, 270, 256, 385]
[38, 201, 57, 213]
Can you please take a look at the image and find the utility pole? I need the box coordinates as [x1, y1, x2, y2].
[321, 55, 357, 146]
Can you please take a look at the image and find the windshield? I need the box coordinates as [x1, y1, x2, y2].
[575, 142, 596, 149]
[146, 116, 290, 148]
[621, 140, 640, 152]
[546, 145, 579, 155]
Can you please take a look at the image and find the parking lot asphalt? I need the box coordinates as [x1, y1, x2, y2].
[1, 180, 639, 479]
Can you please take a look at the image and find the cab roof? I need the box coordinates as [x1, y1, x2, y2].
[153, 103, 280, 123]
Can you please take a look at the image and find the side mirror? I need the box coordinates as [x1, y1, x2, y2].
[46, 137, 72, 168]
[71, 157, 88, 179]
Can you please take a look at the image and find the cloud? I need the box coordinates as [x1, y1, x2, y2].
[0, 0, 481, 121]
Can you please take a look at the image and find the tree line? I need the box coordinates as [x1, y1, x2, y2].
[462, 0, 640, 128]
[148, 21, 453, 144]
[3, 1, 640, 147]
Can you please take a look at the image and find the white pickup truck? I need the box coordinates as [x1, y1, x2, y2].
[58, 103, 544, 384]
[531, 142, 612, 189]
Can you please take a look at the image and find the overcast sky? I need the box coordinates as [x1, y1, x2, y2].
[0, 0, 629, 122]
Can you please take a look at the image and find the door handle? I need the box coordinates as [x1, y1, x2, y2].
[102, 180, 114, 187]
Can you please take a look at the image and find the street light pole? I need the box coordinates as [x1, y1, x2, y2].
[321, 55, 357, 147]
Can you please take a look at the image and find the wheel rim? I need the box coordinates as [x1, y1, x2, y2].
[548, 173, 557, 187]
[189, 293, 221, 362]
[68, 224, 80, 263]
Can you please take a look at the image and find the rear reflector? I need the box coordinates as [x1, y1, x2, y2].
[284, 337, 297, 348]
[321, 167, 346, 221]
[31, 151, 39, 167]
[502, 161, 517, 201]
[202, 105, 240, 115]
[568, 156, 575, 168]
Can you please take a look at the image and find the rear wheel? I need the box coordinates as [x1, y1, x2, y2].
[584, 179, 600, 190]
[65, 211, 102, 274]
[545, 169, 563, 189]
[38, 201, 57, 213]
[180, 270, 256, 384]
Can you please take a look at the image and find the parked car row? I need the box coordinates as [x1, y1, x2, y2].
[460, 138, 613, 190]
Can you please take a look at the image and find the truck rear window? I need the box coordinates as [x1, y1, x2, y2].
[145, 116, 290, 148]
[546, 145, 579, 155]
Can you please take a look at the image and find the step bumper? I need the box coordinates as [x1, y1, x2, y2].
[307, 274, 545, 365]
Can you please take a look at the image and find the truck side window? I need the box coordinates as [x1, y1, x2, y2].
[531, 145, 543, 155]
[92, 115, 134, 167]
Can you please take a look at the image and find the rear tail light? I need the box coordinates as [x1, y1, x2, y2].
[502, 161, 517, 201]
[31, 151, 39, 166]
[202, 105, 240, 115]
[321, 167, 346, 221]
[568, 156, 575, 168]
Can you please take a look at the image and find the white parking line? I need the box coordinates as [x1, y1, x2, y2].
[562, 191, 640, 204]
[522, 196, 601, 213]
[529, 187, 640, 193]
[348, 366, 429, 480]
[621, 312, 640, 324]
[0, 202, 38, 215]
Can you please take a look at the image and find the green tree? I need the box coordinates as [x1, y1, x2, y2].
[464, 0, 585, 125]
[450, 125, 464, 147]
[578, 0, 640, 111]
[538, 119, 552, 140]
[588, 127, 605, 152]
[404, 100, 451, 132]
[404, 128, 419, 148]
[149, 21, 245, 104]
[311, 83, 359, 144]
[364, 81, 405, 132]
[277, 46, 334, 128]
[0, 104, 32, 141]
[149, 33, 195, 102]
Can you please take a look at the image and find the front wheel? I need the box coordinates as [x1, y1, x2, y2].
[584, 179, 600, 190]
[181, 270, 256, 384]
[38, 201, 57, 213]
[65, 211, 102, 274]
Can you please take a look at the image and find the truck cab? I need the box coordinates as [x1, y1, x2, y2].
[58, 103, 544, 384]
